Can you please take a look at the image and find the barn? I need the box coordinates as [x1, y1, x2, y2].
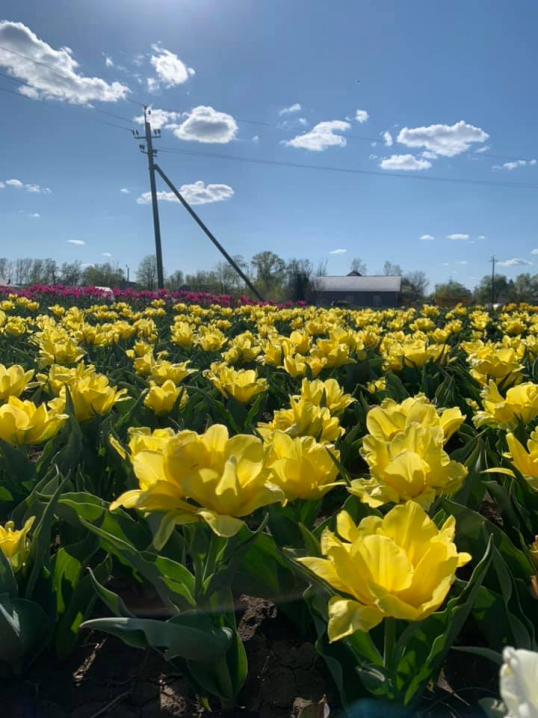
[314, 274, 402, 307]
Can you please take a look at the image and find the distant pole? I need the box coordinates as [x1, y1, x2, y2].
[125, 265, 130, 282]
[153, 163, 265, 301]
[133, 109, 164, 289]
[490, 255, 496, 307]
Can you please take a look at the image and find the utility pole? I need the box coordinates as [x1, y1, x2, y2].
[125, 265, 130, 282]
[490, 255, 496, 307]
[133, 109, 164, 289]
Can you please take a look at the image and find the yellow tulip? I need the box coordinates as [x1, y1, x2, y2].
[258, 398, 344, 444]
[0, 397, 67, 445]
[111, 424, 283, 537]
[468, 346, 523, 387]
[144, 380, 187, 416]
[298, 501, 471, 641]
[351, 424, 467, 508]
[366, 395, 464, 445]
[0, 517, 35, 572]
[296, 378, 355, 415]
[37, 329, 85, 367]
[505, 431, 538, 489]
[204, 362, 268, 403]
[366, 378, 387, 394]
[474, 381, 538, 430]
[149, 360, 194, 386]
[311, 338, 352, 368]
[37, 362, 96, 396]
[0, 364, 34, 401]
[283, 353, 327, 378]
[265, 431, 343, 501]
[50, 373, 128, 422]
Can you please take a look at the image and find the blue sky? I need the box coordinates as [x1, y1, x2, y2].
[1, 0, 537, 289]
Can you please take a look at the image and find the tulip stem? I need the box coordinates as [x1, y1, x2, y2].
[383, 617, 396, 679]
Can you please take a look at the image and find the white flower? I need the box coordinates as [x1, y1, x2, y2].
[500, 647, 538, 717]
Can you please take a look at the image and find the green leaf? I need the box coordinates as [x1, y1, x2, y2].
[0, 594, 52, 671]
[24, 476, 69, 601]
[87, 565, 136, 618]
[55, 554, 112, 660]
[82, 614, 232, 662]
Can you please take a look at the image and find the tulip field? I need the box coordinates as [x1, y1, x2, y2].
[2, 289, 538, 717]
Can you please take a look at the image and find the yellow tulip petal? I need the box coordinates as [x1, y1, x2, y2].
[197, 509, 244, 537]
[327, 597, 384, 642]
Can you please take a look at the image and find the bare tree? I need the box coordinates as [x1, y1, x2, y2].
[383, 261, 403, 276]
[350, 257, 367, 275]
[136, 255, 159, 290]
[402, 271, 429, 302]
[59, 261, 83, 286]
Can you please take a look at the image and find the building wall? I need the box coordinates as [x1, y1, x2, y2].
[315, 291, 401, 307]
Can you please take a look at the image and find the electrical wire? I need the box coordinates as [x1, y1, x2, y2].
[0, 85, 135, 133]
[157, 145, 538, 189]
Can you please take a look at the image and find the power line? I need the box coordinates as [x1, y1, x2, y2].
[157, 145, 538, 189]
[0, 85, 134, 134]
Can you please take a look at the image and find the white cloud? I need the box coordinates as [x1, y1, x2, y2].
[497, 258, 533, 267]
[447, 233, 470, 240]
[369, 153, 378, 160]
[421, 150, 438, 160]
[137, 180, 234, 206]
[148, 43, 194, 90]
[284, 120, 351, 151]
[459, 260, 468, 265]
[379, 154, 432, 171]
[420, 234, 435, 241]
[0, 182, 4, 189]
[493, 159, 537, 171]
[120, 188, 130, 194]
[279, 103, 302, 115]
[355, 109, 369, 124]
[475, 145, 491, 154]
[29, 212, 40, 218]
[252, 135, 260, 143]
[0, 21, 130, 105]
[102, 252, 113, 257]
[478, 235, 487, 240]
[382, 131, 393, 147]
[531, 248, 538, 255]
[442, 262, 449, 266]
[329, 248, 347, 255]
[103, 54, 114, 68]
[67, 239, 85, 245]
[172, 106, 238, 144]
[4, 178, 50, 193]
[397, 120, 489, 157]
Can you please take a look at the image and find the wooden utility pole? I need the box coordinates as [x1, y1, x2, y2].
[490, 255, 496, 307]
[133, 108, 164, 289]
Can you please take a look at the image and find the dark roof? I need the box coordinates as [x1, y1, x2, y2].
[315, 275, 402, 292]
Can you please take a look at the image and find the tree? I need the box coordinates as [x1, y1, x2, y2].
[166, 270, 185, 290]
[473, 274, 512, 304]
[83, 262, 125, 288]
[350, 258, 367, 275]
[402, 271, 429, 303]
[59, 261, 83, 286]
[383, 261, 403, 276]
[136, 255, 160, 290]
[43, 259, 58, 284]
[315, 259, 328, 277]
[435, 279, 471, 303]
[511, 273, 538, 304]
[0, 258, 10, 283]
[251, 251, 286, 289]
[286, 258, 314, 301]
